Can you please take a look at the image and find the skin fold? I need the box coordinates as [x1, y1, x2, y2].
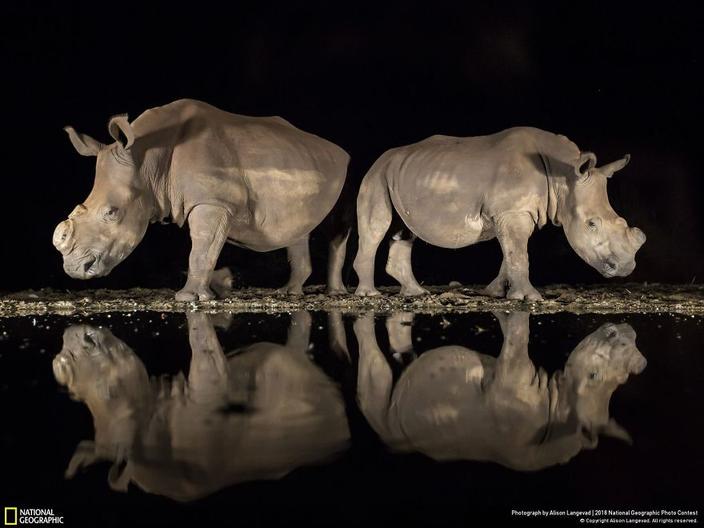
[52, 312, 350, 501]
[53, 99, 351, 300]
[353, 127, 647, 299]
[354, 311, 646, 470]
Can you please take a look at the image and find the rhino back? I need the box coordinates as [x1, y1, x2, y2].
[383, 127, 574, 248]
[133, 99, 349, 248]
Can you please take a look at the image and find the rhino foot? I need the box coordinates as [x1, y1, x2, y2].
[355, 286, 381, 297]
[276, 285, 305, 296]
[483, 278, 508, 298]
[175, 287, 216, 302]
[400, 285, 429, 296]
[506, 285, 543, 301]
[326, 286, 349, 296]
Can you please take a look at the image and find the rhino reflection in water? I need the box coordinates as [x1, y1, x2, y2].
[355, 312, 646, 470]
[52, 312, 350, 501]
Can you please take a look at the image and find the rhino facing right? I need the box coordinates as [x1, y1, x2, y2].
[353, 127, 646, 299]
[355, 311, 646, 470]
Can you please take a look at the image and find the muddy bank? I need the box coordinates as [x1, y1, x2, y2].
[1, 283, 703, 316]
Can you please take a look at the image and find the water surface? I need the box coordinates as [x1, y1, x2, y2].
[0, 310, 701, 526]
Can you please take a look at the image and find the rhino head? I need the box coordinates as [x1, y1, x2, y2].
[53, 325, 153, 489]
[53, 116, 153, 279]
[561, 322, 646, 444]
[559, 153, 646, 278]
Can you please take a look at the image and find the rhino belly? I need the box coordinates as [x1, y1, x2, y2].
[227, 167, 344, 251]
[391, 347, 488, 458]
[389, 186, 493, 249]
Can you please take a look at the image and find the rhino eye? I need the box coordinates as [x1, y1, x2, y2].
[587, 218, 600, 232]
[103, 206, 120, 222]
[589, 371, 599, 380]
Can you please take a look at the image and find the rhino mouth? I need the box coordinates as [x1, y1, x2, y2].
[599, 257, 636, 278]
[601, 259, 618, 278]
[65, 251, 107, 279]
[82, 256, 98, 276]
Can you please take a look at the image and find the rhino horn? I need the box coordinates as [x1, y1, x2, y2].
[600, 418, 633, 445]
[599, 154, 631, 178]
[108, 458, 132, 492]
[574, 151, 597, 178]
[628, 226, 647, 249]
[65, 440, 99, 478]
[108, 114, 135, 150]
[64, 126, 103, 156]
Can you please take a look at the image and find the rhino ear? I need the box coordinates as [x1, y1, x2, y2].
[64, 126, 104, 156]
[598, 154, 631, 178]
[108, 114, 135, 151]
[574, 152, 597, 179]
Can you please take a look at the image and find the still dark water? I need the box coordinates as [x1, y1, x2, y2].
[0, 310, 702, 526]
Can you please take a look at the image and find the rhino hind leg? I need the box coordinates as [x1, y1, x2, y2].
[326, 228, 351, 295]
[485, 212, 543, 301]
[386, 312, 417, 363]
[176, 204, 232, 302]
[209, 267, 233, 298]
[353, 169, 393, 296]
[385, 232, 428, 296]
[354, 314, 397, 442]
[286, 310, 312, 353]
[327, 310, 350, 361]
[276, 235, 312, 295]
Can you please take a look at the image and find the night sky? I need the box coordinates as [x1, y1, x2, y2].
[2, 2, 702, 292]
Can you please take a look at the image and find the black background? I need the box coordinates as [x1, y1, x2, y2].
[2, 2, 702, 292]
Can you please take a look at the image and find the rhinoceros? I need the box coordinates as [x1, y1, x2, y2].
[353, 127, 646, 299]
[355, 311, 646, 470]
[53, 99, 351, 300]
[52, 311, 350, 501]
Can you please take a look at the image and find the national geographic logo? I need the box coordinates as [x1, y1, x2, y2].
[3, 508, 63, 525]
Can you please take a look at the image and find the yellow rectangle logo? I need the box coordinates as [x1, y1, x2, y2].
[4, 507, 17, 526]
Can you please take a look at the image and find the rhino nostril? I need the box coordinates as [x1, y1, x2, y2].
[83, 257, 96, 274]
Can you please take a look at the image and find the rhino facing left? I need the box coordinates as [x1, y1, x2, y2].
[53, 99, 351, 300]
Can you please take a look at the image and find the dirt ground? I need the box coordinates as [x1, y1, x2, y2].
[1, 283, 703, 316]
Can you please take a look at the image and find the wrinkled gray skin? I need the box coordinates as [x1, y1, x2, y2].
[355, 311, 646, 471]
[354, 128, 646, 299]
[53, 99, 350, 300]
[52, 312, 349, 501]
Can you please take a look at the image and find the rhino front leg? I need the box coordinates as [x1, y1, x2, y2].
[277, 235, 312, 295]
[485, 212, 543, 301]
[176, 204, 232, 302]
[491, 311, 547, 393]
[186, 312, 229, 404]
